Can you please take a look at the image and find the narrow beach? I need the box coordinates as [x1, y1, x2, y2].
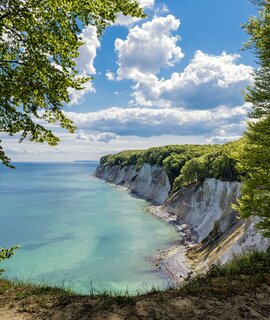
[149, 206, 192, 285]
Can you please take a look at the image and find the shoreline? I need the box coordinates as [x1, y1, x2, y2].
[148, 206, 193, 286]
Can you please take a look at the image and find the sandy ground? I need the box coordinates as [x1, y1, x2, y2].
[162, 246, 191, 283]
[0, 283, 269, 320]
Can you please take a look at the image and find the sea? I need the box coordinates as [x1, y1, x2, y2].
[0, 162, 179, 294]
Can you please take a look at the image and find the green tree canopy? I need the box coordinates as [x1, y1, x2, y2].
[100, 143, 239, 188]
[0, 0, 145, 167]
[234, 0, 270, 237]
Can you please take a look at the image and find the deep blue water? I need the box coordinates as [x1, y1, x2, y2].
[0, 162, 178, 294]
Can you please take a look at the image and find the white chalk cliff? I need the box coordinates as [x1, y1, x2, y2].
[94, 163, 270, 268]
[164, 178, 241, 242]
[217, 217, 270, 264]
[95, 163, 170, 205]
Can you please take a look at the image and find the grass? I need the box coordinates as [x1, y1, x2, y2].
[0, 278, 74, 298]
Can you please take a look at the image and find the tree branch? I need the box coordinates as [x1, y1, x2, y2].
[0, 60, 26, 65]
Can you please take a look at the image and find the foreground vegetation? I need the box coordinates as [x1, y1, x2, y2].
[233, 0, 270, 238]
[0, 250, 269, 319]
[101, 142, 239, 190]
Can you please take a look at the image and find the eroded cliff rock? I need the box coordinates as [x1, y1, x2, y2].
[217, 217, 270, 264]
[94, 163, 170, 205]
[94, 164, 137, 185]
[165, 178, 241, 242]
[164, 178, 269, 267]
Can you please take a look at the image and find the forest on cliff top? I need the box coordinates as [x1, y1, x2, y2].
[100, 141, 239, 191]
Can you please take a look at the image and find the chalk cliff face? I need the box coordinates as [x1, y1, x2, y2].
[217, 217, 270, 264]
[94, 163, 171, 205]
[94, 163, 270, 266]
[163, 178, 270, 266]
[94, 164, 137, 185]
[165, 178, 241, 242]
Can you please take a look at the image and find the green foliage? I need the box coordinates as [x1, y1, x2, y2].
[101, 150, 144, 167]
[101, 142, 239, 188]
[234, 120, 270, 237]
[0, 245, 19, 274]
[162, 153, 191, 184]
[211, 150, 238, 181]
[174, 156, 209, 188]
[0, 140, 14, 168]
[174, 143, 238, 189]
[0, 0, 145, 167]
[137, 145, 192, 167]
[234, 0, 270, 237]
[243, 0, 270, 71]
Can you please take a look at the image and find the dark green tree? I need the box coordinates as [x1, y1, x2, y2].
[0, 0, 145, 167]
[234, 0, 270, 237]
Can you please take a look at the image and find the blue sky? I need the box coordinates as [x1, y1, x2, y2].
[75, 0, 257, 112]
[5, 0, 258, 162]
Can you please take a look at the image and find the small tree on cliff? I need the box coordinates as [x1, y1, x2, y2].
[234, 0, 270, 237]
[0, 0, 145, 167]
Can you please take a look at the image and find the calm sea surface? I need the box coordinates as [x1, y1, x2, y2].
[0, 162, 178, 294]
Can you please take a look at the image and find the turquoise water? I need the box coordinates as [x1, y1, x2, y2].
[0, 162, 178, 294]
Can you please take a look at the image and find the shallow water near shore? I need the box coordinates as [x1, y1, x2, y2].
[0, 162, 179, 294]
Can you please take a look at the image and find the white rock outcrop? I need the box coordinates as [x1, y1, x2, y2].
[165, 178, 240, 242]
[94, 164, 137, 185]
[94, 163, 171, 205]
[218, 217, 270, 265]
[129, 164, 171, 205]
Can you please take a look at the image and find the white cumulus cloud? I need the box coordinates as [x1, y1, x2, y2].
[65, 103, 250, 138]
[68, 81, 96, 105]
[115, 15, 184, 80]
[76, 130, 91, 141]
[76, 25, 100, 75]
[69, 25, 100, 105]
[207, 136, 242, 144]
[139, 0, 155, 7]
[132, 50, 254, 108]
[114, 15, 253, 109]
[96, 132, 119, 143]
[106, 70, 116, 81]
[75, 130, 119, 143]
